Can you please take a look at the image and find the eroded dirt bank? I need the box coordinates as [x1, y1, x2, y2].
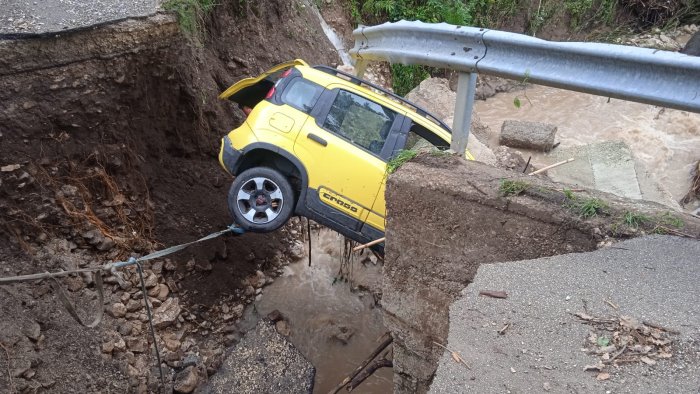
[0, 1, 339, 392]
[384, 154, 700, 393]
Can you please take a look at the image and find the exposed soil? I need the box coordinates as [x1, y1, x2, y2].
[0, 1, 339, 392]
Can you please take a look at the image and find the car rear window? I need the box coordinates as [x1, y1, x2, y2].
[281, 78, 324, 114]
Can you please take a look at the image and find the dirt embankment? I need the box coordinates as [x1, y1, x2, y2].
[383, 154, 700, 393]
[0, 1, 338, 392]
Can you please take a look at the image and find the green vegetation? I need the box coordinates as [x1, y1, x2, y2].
[387, 150, 419, 174]
[658, 212, 684, 229]
[622, 211, 650, 228]
[499, 179, 530, 196]
[562, 188, 575, 200]
[163, 0, 216, 41]
[575, 197, 608, 218]
[391, 64, 432, 97]
[563, 0, 617, 30]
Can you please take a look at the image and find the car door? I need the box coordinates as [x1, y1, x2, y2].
[293, 86, 403, 234]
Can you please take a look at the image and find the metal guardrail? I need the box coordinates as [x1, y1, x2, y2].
[350, 21, 700, 152]
[351, 21, 700, 112]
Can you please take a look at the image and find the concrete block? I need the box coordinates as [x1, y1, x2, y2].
[500, 120, 557, 151]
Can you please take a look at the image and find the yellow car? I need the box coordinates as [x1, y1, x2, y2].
[218, 59, 470, 253]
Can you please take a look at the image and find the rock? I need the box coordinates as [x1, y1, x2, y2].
[164, 259, 177, 271]
[96, 237, 116, 252]
[156, 284, 169, 301]
[126, 337, 147, 353]
[500, 120, 558, 152]
[275, 320, 291, 336]
[164, 337, 181, 352]
[1, 164, 21, 172]
[195, 260, 212, 272]
[113, 336, 127, 352]
[289, 240, 305, 260]
[144, 273, 158, 288]
[117, 321, 133, 336]
[102, 341, 115, 354]
[244, 285, 255, 296]
[153, 297, 181, 329]
[267, 310, 284, 323]
[64, 276, 84, 292]
[493, 146, 529, 172]
[11, 360, 31, 377]
[21, 320, 41, 341]
[331, 326, 354, 345]
[108, 302, 128, 318]
[126, 299, 142, 313]
[681, 31, 700, 56]
[173, 366, 198, 393]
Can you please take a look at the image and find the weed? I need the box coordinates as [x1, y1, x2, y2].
[575, 197, 608, 218]
[563, 188, 575, 200]
[387, 150, 418, 174]
[163, 0, 216, 42]
[499, 179, 530, 196]
[658, 212, 684, 228]
[391, 64, 431, 97]
[623, 211, 650, 228]
[527, 0, 557, 36]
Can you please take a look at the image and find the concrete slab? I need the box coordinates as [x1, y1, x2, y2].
[1, 0, 158, 36]
[430, 235, 700, 394]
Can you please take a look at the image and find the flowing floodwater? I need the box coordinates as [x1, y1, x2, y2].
[474, 84, 700, 209]
[241, 229, 392, 393]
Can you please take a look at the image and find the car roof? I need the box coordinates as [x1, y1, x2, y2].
[296, 64, 453, 136]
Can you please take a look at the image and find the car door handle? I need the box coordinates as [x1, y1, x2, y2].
[307, 133, 327, 147]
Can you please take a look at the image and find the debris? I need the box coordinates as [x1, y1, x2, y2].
[596, 372, 610, 381]
[574, 310, 677, 377]
[498, 323, 511, 335]
[432, 341, 470, 369]
[542, 382, 551, 391]
[500, 120, 558, 152]
[173, 365, 198, 393]
[153, 297, 181, 329]
[478, 290, 508, 299]
[510, 367, 516, 373]
[1, 164, 21, 172]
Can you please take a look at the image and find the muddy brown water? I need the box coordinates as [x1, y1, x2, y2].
[475, 85, 700, 210]
[240, 229, 392, 393]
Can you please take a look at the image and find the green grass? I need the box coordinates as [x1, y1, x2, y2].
[623, 211, 650, 228]
[387, 150, 418, 174]
[562, 188, 575, 200]
[163, 0, 216, 40]
[499, 180, 530, 196]
[569, 197, 608, 218]
[658, 212, 684, 229]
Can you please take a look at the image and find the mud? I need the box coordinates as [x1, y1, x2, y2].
[0, 1, 339, 392]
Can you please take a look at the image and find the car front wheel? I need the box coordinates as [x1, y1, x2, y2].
[228, 167, 295, 232]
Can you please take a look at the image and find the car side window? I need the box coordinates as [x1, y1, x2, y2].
[404, 121, 450, 151]
[322, 90, 396, 155]
[281, 78, 324, 114]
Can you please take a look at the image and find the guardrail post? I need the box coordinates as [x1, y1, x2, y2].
[451, 72, 477, 155]
[354, 59, 368, 78]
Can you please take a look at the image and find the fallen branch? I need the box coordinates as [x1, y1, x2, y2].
[329, 332, 393, 394]
[347, 358, 393, 391]
[529, 158, 575, 175]
[352, 237, 386, 252]
[479, 290, 508, 299]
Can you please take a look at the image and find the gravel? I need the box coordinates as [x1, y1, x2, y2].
[1, 0, 158, 36]
[430, 235, 700, 393]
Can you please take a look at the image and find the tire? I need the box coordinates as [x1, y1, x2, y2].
[228, 167, 295, 232]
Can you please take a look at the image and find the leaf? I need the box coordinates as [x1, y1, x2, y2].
[597, 336, 610, 347]
[513, 97, 521, 108]
[596, 372, 610, 381]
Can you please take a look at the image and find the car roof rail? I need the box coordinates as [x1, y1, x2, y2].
[312, 65, 452, 134]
